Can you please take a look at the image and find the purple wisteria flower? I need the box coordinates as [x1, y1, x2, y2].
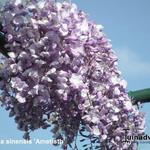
[0, 0, 144, 149]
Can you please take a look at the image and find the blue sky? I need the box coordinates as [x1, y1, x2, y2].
[0, 0, 150, 150]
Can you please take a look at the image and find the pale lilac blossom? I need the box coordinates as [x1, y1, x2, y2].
[0, 0, 145, 149]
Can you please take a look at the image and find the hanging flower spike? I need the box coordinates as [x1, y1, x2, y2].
[0, 0, 144, 149]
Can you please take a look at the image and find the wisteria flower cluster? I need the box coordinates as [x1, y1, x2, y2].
[0, 0, 145, 149]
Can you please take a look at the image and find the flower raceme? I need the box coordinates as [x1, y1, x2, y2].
[0, 0, 144, 149]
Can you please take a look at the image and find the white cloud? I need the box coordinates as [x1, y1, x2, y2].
[115, 48, 150, 76]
